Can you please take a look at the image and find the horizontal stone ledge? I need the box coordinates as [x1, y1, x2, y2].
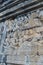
[1, 0, 40, 10]
[0, 0, 42, 17]
[0, 4, 43, 22]
[0, 0, 15, 9]
[0, 0, 29, 12]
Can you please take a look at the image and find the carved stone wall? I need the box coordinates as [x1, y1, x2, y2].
[0, 10, 43, 65]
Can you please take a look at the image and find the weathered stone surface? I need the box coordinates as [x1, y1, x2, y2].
[0, 11, 43, 65]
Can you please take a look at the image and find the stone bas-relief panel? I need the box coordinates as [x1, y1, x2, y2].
[0, 11, 43, 65]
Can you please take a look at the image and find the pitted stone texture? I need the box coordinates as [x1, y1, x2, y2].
[0, 11, 43, 65]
